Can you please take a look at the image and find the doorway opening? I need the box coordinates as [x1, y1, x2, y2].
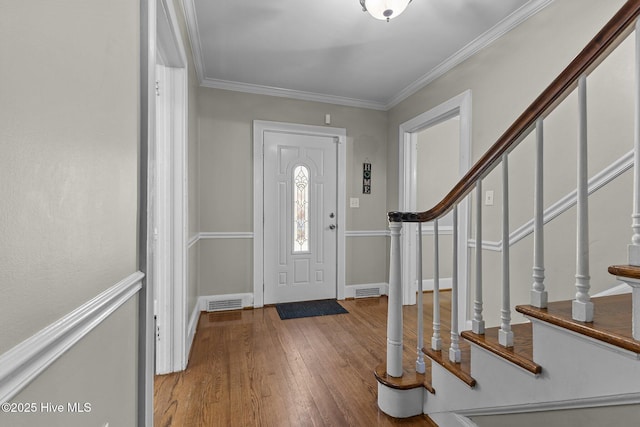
[398, 90, 472, 331]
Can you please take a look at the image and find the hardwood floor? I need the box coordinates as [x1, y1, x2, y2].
[154, 293, 450, 426]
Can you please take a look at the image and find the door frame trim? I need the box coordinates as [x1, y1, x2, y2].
[398, 90, 472, 331]
[253, 120, 346, 307]
[152, 0, 189, 375]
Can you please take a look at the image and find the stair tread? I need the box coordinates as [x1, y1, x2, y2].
[516, 294, 640, 354]
[461, 323, 541, 374]
[609, 264, 640, 280]
[423, 341, 476, 387]
[374, 362, 435, 393]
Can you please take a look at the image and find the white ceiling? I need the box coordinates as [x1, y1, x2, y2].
[183, 0, 552, 110]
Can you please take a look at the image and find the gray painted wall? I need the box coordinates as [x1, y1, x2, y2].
[0, 0, 141, 425]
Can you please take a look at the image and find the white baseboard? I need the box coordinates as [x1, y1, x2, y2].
[186, 300, 200, 362]
[0, 271, 144, 404]
[344, 283, 389, 299]
[421, 277, 453, 292]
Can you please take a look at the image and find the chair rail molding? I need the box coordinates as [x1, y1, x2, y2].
[0, 271, 145, 403]
[468, 150, 633, 252]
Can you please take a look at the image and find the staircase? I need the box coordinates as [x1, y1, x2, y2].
[375, 1, 640, 425]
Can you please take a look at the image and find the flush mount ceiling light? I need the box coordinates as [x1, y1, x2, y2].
[360, 0, 412, 22]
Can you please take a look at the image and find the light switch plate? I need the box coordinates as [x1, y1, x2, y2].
[350, 197, 360, 208]
[485, 190, 494, 206]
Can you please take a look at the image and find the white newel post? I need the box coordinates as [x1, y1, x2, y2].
[499, 154, 514, 347]
[416, 222, 425, 374]
[472, 182, 485, 334]
[573, 74, 594, 322]
[387, 221, 404, 377]
[531, 117, 548, 308]
[432, 219, 442, 351]
[378, 220, 423, 419]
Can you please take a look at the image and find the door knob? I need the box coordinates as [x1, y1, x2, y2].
[329, 224, 336, 230]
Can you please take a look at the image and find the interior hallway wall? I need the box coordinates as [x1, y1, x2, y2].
[197, 88, 388, 298]
[0, 0, 141, 425]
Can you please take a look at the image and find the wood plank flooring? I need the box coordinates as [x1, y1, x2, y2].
[154, 293, 451, 427]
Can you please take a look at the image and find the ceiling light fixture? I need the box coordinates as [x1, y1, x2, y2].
[360, 0, 412, 22]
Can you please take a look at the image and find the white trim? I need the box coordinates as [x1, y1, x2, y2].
[201, 78, 387, 111]
[197, 230, 392, 239]
[453, 414, 480, 427]
[468, 150, 633, 252]
[0, 272, 144, 404]
[199, 231, 254, 239]
[345, 230, 390, 237]
[344, 283, 390, 299]
[342, 226, 454, 239]
[456, 392, 640, 418]
[398, 90, 472, 333]
[180, 0, 205, 84]
[386, 0, 553, 109]
[186, 298, 200, 360]
[187, 233, 199, 248]
[153, 0, 189, 376]
[253, 121, 347, 307]
[422, 277, 453, 292]
[141, 1, 155, 424]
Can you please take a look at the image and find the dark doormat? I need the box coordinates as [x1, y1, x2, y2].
[275, 299, 348, 320]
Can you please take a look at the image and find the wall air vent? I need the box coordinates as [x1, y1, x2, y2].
[355, 287, 381, 298]
[207, 298, 243, 312]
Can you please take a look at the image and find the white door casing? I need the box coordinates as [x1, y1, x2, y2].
[398, 90, 472, 331]
[254, 121, 346, 308]
[263, 132, 338, 304]
[152, 0, 188, 375]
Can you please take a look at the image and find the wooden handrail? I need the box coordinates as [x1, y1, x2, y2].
[389, 0, 640, 223]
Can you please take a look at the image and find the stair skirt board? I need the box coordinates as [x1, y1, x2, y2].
[199, 293, 254, 312]
[345, 283, 389, 299]
[420, 316, 640, 418]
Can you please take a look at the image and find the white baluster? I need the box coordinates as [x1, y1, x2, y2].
[416, 222, 425, 374]
[573, 74, 594, 322]
[387, 221, 404, 377]
[631, 17, 640, 265]
[472, 182, 485, 334]
[531, 118, 548, 308]
[449, 206, 461, 363]
[499, 154, 514, 347]
[432, 219, 442, 351]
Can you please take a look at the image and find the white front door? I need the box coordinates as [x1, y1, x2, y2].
[263, 131, 338, 304]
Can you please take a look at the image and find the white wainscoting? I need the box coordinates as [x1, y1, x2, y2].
[0, 271, 145, 404]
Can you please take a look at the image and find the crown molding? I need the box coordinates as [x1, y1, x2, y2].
[183, 0, 553, 111]
[385, 0, 554, 109]
[200, 77, 388, 111]
[180, 0, 205, 83]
